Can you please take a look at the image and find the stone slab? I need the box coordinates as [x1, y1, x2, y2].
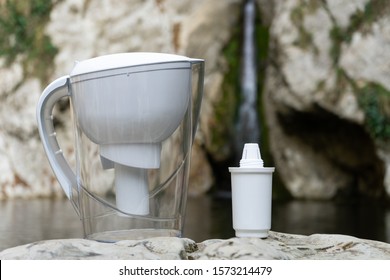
[1, 232, 389, 260]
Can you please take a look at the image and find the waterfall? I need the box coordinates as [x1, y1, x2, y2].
[235, 0, 259, 153]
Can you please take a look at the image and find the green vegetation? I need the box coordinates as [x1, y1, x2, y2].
[326, 0, 390, 141]
[0, 0, 59, 83]
[357, 83, 390, 140]
[255, 17, 270, 162]
[208, 17, 241, 159]
[329, 0, 388, 65]
[290, 0, 319, 53]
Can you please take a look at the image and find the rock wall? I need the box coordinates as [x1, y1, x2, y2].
[1, 0, 390, 201]
[263, 0, 390, 199]
[0, 0, 243, 199]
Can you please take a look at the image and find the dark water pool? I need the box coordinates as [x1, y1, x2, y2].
[1, 196, 389, 251]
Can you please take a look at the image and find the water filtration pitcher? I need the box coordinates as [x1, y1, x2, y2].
[36, 52, 204, 242]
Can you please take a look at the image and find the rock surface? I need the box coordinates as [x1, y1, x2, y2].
[1, 232, 389, 260]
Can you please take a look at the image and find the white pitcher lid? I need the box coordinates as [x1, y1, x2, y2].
[70, 52, 194, 77]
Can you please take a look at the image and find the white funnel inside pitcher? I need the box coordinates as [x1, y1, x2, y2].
[69, 53, 193, 216]
[100, 143, 163, 215]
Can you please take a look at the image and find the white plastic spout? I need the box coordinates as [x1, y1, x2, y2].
[239, 143, 264, 167]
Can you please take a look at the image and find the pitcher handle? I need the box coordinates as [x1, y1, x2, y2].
[36, 76, 77, 202]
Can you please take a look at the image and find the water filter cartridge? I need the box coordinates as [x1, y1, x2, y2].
[229, 143, 275, 238]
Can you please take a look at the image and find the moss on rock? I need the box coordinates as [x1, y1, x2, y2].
[0, 0, 58, 83]
[329, 0, 388, 65]
[207, 16, 241, 161]
[357, 83, 390, 141]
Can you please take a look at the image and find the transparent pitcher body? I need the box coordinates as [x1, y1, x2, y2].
[72, 106, 191, 241]
[69, 63, 202, 242]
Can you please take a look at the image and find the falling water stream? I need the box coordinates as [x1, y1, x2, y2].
[235, 0, 259, 152]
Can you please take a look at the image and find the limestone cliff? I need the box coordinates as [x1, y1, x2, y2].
[262, 0, 390, 199]
[1, 0, 390, 200]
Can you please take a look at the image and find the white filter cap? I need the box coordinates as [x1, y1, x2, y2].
[239, 143, 264, 167]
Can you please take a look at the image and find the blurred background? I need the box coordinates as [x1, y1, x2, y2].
[1, 0, 390, 251]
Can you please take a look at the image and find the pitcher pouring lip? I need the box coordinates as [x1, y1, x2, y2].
[36, 52, 205, 241]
